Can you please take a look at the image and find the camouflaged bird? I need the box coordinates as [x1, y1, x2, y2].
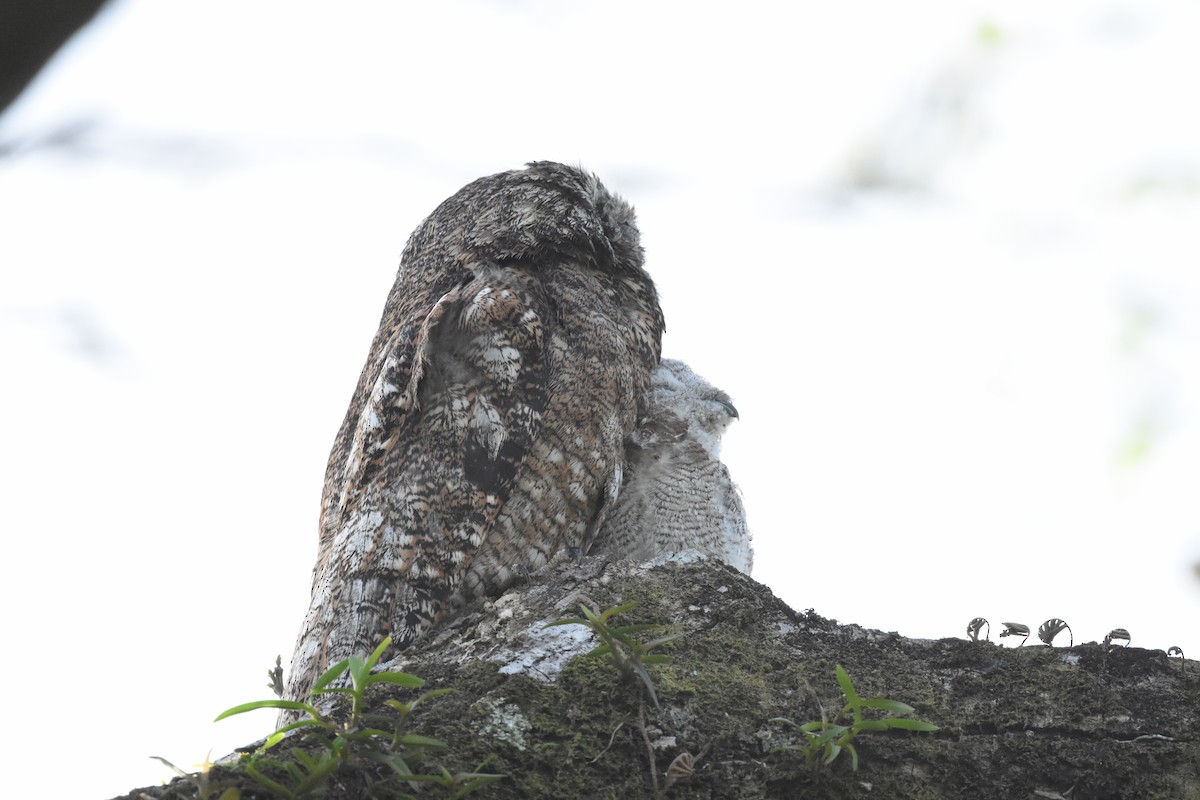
[593, 358, 751, 574]
[283, 162, 664, 709]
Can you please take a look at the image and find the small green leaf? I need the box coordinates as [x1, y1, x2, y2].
[449, 773, 506, 798]
[371, 751, 414, 776]
[275, 718, 324, 735]
[242, 762, 294, 799]
[364, 670, 425, 689]
[806, 726, 842, 748]
[856, 720, 889, 732]
[312, 659, 350, 692]
[298, 755, 340, 788]
[292, 748, 321, 771]
[606, 629, 638, 648]
[366, 636, 393, 667]
[861, 697, 915, 714]
[346, 654, 370, 688]
[834, 664, 860, 705]
[641, 634, 682, 650]
[846, 742, 859, 771]
[414, 687, 454, 704]
[215, 699, 313, 721]
[882, 718, 940, 731]
[401, 772, 454, 784]
[598, 601, 640, 621]
[398, 733, 448, 749]
[347, 726, 392, 739]
[610, 623, 666, 635]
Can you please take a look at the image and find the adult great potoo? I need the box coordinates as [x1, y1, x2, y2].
[283, 162, 664, 707]
[593, 358, 752, 574]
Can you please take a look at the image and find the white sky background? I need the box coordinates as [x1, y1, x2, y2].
[2, 1, 1199, 796]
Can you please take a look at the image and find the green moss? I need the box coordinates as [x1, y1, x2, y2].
[115, 559, 1200, 800]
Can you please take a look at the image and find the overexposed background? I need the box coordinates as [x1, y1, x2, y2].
[2, 2, 1199, 797]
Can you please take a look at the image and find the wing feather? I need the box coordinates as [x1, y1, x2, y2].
[286, 266, 548, 698]
[283, 162, 664, 718]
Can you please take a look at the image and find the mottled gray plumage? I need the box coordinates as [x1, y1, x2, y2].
[593, 358, 751, 573]
[283, 163, 663, 711]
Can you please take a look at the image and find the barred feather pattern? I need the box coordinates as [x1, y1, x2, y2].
[592, 358, 752, 574]
[282, 163, 663, 717]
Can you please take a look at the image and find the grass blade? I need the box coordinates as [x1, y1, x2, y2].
[214, 700, 312, 721]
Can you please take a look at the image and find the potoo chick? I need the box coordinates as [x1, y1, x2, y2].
[593, 358, 751, 573]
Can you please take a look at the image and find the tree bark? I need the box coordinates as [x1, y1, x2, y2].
[117, 555, 1200, 799]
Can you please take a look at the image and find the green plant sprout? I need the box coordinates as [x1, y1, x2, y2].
[771, 664, 938, 771]
[217, 636, 426, 736]
[547, 600, 679, 707]
[215, 636, 502, 798]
